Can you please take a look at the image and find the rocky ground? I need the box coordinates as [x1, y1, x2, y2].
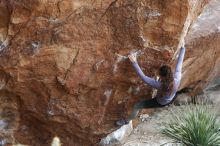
[121, 85, 220, 146]
[122, 106, 180, 146]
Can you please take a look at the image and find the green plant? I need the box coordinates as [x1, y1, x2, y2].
[161, 105, 220, 146]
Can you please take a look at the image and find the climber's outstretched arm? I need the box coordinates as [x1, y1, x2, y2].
[175, 47, 185, 72]
[128, 53, 161, 89]
[174, 47, 185, 80]
[174, 47, 185, 88]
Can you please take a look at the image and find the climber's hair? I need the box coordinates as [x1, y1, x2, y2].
[159, 65, 174, 96]
[159, 65, 172, 77]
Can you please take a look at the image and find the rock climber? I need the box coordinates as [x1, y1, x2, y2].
[116, 47, 186, 126]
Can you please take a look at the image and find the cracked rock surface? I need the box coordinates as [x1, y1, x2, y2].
[0, 0, 218, 145]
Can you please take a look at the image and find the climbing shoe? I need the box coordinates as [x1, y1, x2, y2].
[115, 119, 129, 126]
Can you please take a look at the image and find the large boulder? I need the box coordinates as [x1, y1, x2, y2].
[182, 0, 220, 95]
[0, 0, 211, 145]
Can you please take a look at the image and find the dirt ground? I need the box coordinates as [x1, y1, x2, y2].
[122, 86, 220, 146]
[122, 106, 181, 146]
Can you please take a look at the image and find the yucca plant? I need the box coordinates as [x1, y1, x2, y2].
[161, 105, 220, 146]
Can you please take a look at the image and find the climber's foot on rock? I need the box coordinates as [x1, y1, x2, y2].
[116, 119, 129, 126]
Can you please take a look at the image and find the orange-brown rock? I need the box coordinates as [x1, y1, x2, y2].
[0, 0, 210, 145]
[182, 0, 220, 94]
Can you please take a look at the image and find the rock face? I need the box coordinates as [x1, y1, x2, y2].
[0, 0, 211, 145]
[182, 0, 220, 95]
